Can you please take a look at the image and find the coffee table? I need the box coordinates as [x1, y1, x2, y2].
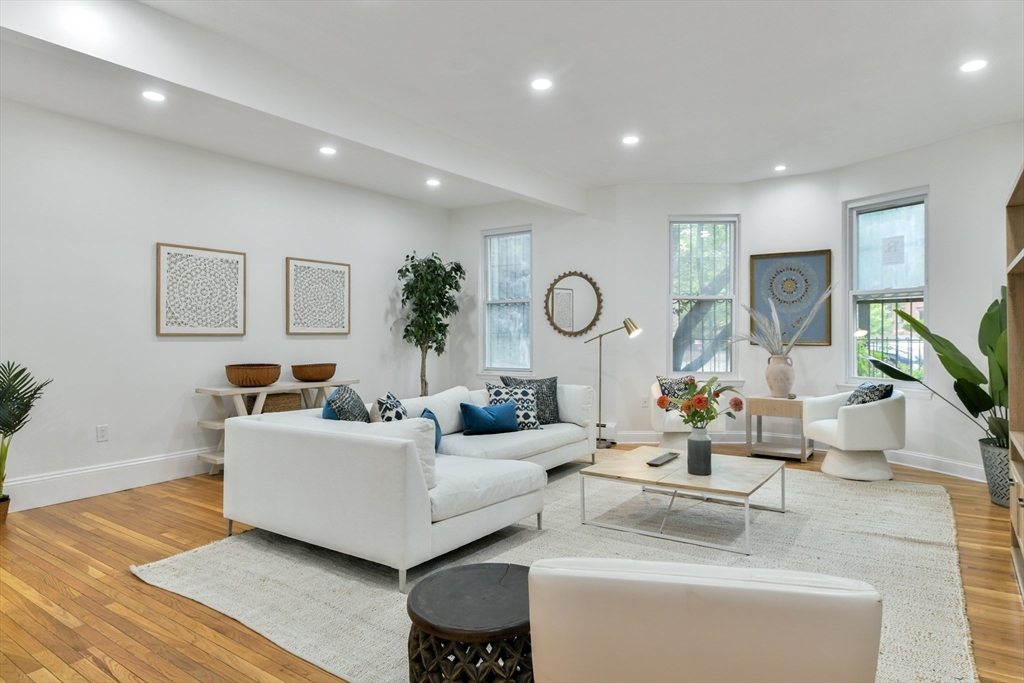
[580, 446, 785, 555]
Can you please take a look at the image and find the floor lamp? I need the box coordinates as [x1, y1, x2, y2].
[584, 318, 642, 449]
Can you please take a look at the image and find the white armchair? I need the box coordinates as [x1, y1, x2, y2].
[650, 381, 691, 449]
[802, 391, 906, 481]
[529, 557, 883, 683]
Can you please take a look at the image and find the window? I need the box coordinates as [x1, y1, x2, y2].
[484, 228, 532, 371]
[847, 191, 927, 380]
[669, 218, 737, 374]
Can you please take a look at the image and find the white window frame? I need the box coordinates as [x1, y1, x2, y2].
[844, 187, 929, 385]
[481, 225, 533, 375]
[666, 215, 740, 380]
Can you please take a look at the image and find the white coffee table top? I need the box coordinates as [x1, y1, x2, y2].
[581, 446, 784, 498]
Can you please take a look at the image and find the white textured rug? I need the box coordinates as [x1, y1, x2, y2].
[133, 453, 976, 683]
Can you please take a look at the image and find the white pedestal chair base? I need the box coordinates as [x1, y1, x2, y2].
[820, 447, 893, 481]
[658, 432, 690, 450]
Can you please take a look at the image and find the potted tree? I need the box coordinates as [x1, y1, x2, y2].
[868, 288, 1008, 506]
[0, 362, 52, 523]
[397, 252, 466, 396]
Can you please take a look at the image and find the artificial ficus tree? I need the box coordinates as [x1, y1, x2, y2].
[397, 253, 466, 396]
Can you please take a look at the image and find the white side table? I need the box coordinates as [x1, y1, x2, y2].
[745, 395, 814, 462]
[195, 378, 359, 473]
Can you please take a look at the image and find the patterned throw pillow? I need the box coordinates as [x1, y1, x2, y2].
[486, 382, 540, 431]
[323, 385, 370, 422]
[657, 375, 695, 400]
[501, 375, 559, 425]
[376, 391, 409, 422]
[845, 382, 894, 406]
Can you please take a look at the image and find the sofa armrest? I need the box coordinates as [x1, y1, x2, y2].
[802, 392, 851, 430]
[224, 416, 433, 570]
[836, 392, 906, 451]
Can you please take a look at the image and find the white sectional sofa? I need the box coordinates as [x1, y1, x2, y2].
[223, 384, 595, 590]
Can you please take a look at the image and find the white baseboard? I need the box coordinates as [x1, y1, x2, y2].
[4, 448, 213, 512]
[615, 430, 986, 482]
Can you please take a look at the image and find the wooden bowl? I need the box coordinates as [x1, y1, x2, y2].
[291, 363, 337, 382]
[225, 364, 281, 387]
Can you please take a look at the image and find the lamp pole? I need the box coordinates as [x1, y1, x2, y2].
[584, 319, 641, 450]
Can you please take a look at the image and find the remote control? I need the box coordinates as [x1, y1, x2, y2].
[646, 451, 680, 467]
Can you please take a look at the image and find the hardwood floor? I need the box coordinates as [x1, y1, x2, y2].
[2, 447, 1022, 682]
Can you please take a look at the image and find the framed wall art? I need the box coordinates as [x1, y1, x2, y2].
[286, 257, 351, 335]
[553, 287, 574, 331]
[749, 249, 831, 346]
[156, 243, 246, 336]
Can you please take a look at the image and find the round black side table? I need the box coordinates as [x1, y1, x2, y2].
[407, 563, 533, 683]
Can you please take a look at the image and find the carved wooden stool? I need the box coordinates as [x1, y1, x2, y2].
[407, 563, 533, 683]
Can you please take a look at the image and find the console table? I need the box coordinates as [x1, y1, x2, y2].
[195, 378, 359, 473]
[745, 395, 814, 462]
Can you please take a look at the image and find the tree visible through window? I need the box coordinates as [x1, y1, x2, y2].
[670, 220, 735, 374]
[484, 230, 531, 371]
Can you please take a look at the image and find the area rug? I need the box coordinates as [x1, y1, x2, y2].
[132, 452, 976, 683]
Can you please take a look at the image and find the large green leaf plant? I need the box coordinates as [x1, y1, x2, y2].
[0, 362, 53, 500]
[867, 288, 1008, 448]
[397, 253, 466, 397]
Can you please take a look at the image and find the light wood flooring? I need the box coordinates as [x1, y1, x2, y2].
[1, 445, 1021, 683]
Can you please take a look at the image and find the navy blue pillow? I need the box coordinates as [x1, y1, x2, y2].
[421, 408, 442, 450]
[460, 401, 518, 436]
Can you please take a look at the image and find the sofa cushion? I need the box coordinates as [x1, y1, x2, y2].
[487, 383, 540, 431]
[256, 411, 437, 489]
[376, 391, 408, 422]
[501, 376, 559, 425]
[438, 423, 587, 461]
[398, 386, 472, 435]
[845, 382, 894, 406]
[556, 385, 593, 428]
[429, 456, 546, 522]
[460, 401, 519, 435]
[323, 385, 370, 422]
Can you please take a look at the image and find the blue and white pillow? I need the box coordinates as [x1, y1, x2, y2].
[323, 385, 370, 422]
[486, 382, 540, 431]
[376, 391, 408, 422]
[845, 382, 894, 406]
[657, 375, 695, 400]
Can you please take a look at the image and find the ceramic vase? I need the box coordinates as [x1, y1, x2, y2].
[766, 355, 795, 398]
[687, 427, 712, 475]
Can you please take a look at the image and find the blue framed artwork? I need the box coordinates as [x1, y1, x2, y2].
[750, 249, 831, 346]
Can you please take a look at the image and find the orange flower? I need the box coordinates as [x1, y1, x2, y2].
[656, 395, 670, 409]
[680, 399, 693, 414]
[713, 391, 721, 399]
[729, 396, 744, 412]
[692, 394, 708, 410]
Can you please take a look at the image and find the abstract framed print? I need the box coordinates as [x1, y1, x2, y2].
[156, 243, 246, 336]
[286, 257, 351, 335]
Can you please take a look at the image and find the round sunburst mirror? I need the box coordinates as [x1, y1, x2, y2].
[544, 271, 603, 337]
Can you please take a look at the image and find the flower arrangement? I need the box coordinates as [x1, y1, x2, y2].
[655, 377, 744, 429]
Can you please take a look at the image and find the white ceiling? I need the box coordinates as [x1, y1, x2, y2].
[142, 0, 1024, 186]
[1, 1, 1021, 211]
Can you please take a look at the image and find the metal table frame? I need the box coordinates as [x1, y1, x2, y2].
[580, 466, 785, 555]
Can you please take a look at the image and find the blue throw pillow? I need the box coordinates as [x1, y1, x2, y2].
[322, 385, 370, 422]
[421, 407, 442, 450]
[460, 401, 518, 436]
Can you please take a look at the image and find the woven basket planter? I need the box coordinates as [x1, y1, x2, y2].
[225, 364, 281, 387]
[291, 363, 336, 382]
[245, 392, 302, 415]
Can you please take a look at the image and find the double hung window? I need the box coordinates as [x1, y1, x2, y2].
[483, 228, 532, 372]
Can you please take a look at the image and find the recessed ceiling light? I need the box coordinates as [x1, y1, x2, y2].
[622, 135, 640, 145]
[426, 179, 441, 187]
[319, 147, 337, 155]
[142, 91, 165, 102]
[774, 165, 786, 171]
[960, 60, 987, 72]
[531, 78, 552, 91]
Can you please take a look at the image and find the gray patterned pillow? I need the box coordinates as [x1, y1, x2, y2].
[845, 382, 894, 406]
[324, 385, 370, 422]
[487, 382, 540, 431]
[501, 375, 559, 425]
[376, 391, 408, 422]
[657, 375, 695, 400]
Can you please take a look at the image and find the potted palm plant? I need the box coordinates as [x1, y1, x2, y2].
[0, 362, 52, 523]
[867, 288, 1008, 506]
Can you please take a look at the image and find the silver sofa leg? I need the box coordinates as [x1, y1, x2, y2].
[226, 519, 233, 537]
[537, 511, 543, 530]
[399, 569, 407, 593]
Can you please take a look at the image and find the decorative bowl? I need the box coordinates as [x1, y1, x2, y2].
[225, 364, 281, 387]
[291, 363, 337, 382]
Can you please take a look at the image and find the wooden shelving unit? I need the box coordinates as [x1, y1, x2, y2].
[1006, 165, 1024, 597]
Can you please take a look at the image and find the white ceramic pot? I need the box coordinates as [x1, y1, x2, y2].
[766, 355, 795, 398]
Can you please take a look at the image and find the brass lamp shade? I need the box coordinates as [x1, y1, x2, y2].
[624, 317, 642, 338]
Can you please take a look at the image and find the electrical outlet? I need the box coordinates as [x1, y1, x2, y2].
[641, 397, 649, 408]
[96, 425, 109, 442]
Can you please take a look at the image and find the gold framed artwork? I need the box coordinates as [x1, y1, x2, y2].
[156, 243, 246, 336]
[749, 249, 831, 346]
[286, 257, 351, 335]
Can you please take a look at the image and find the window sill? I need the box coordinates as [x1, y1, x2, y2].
[838, 381, 933, 400]
[477, 371, 535, 381]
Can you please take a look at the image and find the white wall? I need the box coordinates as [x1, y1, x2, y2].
[449, 121, 1024, 480]
[0, 100, 451, 510]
